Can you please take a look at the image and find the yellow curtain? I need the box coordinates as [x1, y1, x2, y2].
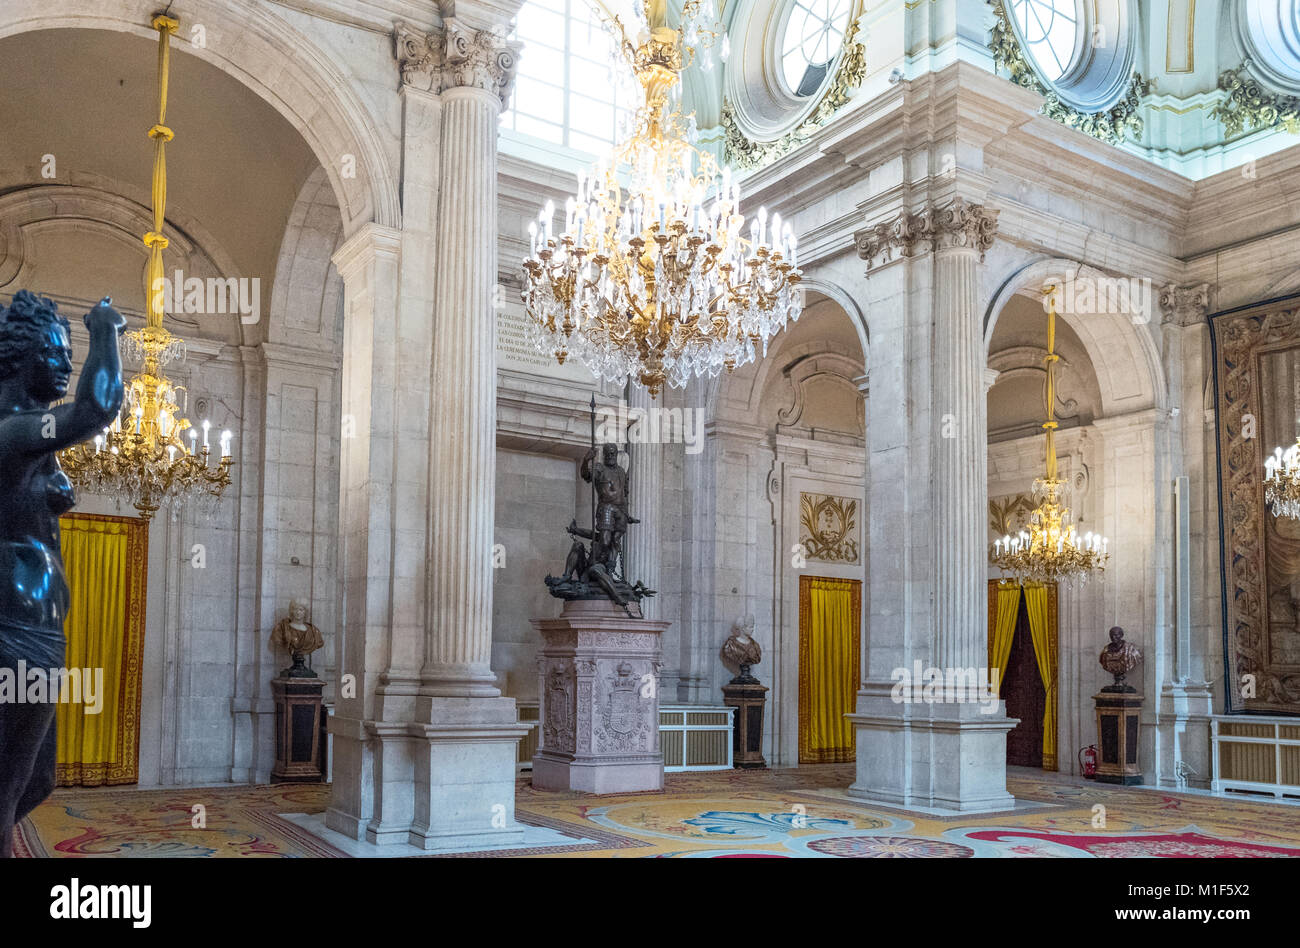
[1022, 582, 1058, 771]
[988, 582, 1021, 696]
[56, 515, 148, 787]
[798, 576, 861, 764]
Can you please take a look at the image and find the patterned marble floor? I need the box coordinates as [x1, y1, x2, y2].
[16, 765, 1300, 857]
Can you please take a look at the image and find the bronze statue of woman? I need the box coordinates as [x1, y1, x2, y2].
[0, 290, 124, 858]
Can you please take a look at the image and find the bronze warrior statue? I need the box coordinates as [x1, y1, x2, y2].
[0, 291, 125, 858]
[545, 399, 654, 614]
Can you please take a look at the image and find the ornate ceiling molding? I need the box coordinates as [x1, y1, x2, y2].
[721, 16, 867, 171]
[988, 0, 1150, 147]
[1210, 66, 1300, 137]
[854, 197, 999, 270]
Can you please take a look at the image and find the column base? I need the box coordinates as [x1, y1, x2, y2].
[846, 681, 1017, 813]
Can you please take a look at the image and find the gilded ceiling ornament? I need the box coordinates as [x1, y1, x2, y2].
[987, 0, 1150, 147]
[1211, 66, 1300, 137]
[721, 17, 867, 171]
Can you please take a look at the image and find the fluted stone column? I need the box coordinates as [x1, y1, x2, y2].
[625, 385, 662, 619]
[846, 197, 1015, 812]
[930, 201, 995, 674]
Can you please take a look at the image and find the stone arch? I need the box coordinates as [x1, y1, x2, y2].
[0, 0, 400, 238]
[983, 255, 1166, 416]
[266, 167, 347, 351]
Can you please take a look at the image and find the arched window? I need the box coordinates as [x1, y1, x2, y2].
[501, 0, 639, 155]
[1008, 0, 1079, 83]
[780, 0, 854, 97]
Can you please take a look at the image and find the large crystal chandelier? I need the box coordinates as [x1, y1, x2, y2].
[990, 286, 1108, 586]
[520, 0, 803, 397]
[59, 14, 233, 521]
[1265, 440, 1300, 520]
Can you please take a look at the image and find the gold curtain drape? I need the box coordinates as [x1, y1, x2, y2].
[1022, 582, 1058, 771]
[986, 579, 1058, 772]
[798, 576, 861, 764]
[988, 582, 1021, 696]
[56, 514, 149, 787]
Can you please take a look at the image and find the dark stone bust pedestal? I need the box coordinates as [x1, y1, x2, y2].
[722, 680, 769, 769]
[1093, 690, 1143, 785]
[271, 676, 326, 783]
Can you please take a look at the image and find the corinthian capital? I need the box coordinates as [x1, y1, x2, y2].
[441, 19, 520, 106]
[394, 22, 441, 92]
[1158, 283, 1211, 328]
[924, 197, 999, 257]
[855, 196, 999, 271]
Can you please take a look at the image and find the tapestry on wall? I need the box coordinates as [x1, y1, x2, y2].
[1210, 295, 1300, 714]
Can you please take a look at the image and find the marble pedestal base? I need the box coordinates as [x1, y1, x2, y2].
[325, 695, 531, 851]
[846, 682, 1017, 812]
[532, 599, 669, 794]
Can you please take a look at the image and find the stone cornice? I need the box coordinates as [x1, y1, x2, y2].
[854, 196, 999, 270]
[1159, 283, 1211, 328]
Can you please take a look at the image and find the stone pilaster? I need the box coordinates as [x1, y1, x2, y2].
[1154, 282, 1215, 789]
[625, 384, 662, 619]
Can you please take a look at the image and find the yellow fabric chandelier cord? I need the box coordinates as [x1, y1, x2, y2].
[143, 14, 179, 334]
[1042, 288, 1060, 481]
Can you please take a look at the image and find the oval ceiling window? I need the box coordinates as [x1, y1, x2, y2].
[780, 0, 854, 97]
[1239, 0, 1300, 93]
[1008, 0, 1080, 83]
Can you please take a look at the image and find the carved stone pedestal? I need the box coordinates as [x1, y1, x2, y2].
[1094, 690, 1144, 785]
[722, 681, 769, 768]
[271, 677, 325, 783]
[532, 599, 669, 794]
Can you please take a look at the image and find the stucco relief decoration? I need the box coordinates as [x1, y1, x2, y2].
[394, 22, 441, 91]
[799, 492, 859, 564]
[1211, 67, 1300, 137]
[990, 493, 1037, 538]
[987, 0, 1150, 146]
[1212, 299, 1300, 713]
[542, 664, 576, 752]
[1159, 283, 1212, 328]
[721, 17, 868, 170]
[442, 19, 521, 106]
[855, 198, 999, 270]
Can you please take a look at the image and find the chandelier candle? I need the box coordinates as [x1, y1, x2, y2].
[1265, 440, 1300, 520]
[521, 0, 803, 397]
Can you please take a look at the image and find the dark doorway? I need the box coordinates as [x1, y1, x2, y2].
[1002, 595, 1046, 768]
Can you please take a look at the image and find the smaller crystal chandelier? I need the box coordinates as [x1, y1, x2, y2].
[1265, 439, 1300, 520]
[521, 0, 803, 397]
[59, 14, 232, 521]
[989, 286, 1109, 586]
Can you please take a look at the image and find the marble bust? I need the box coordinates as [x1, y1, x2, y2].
[270, 600, 324, 678]
[1099, 626, 1142, 692]
[721, 614, 762, 684]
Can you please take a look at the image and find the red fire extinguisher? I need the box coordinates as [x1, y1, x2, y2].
[1079, 744, 1098, 779]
